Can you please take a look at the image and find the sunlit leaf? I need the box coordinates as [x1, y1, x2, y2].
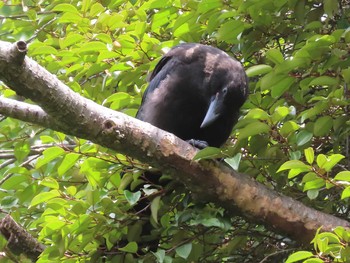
[58, 153, 80, 176]
[303, 179, 325, 191]
[334, 171, 350, 182]
[119, 242, 138, 253]
[280, 121, 299, 137]
[246, 64, 272, 77]
[304, 147, 314, 164]
[36, 147, 65, 169]
[40, 177, 59, 189]
[245, 108, 269, 120]
[30, 190, 61, 207]
[317, 154, 344, 172]
[52, 3, 79, 13]
[277, 160, 311, 173]
[14, 141, 30, 162]
[341, 187, 350, 199]
[285, 251, 313, 263]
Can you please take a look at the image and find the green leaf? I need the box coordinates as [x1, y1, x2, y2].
[271, 106, 290, 123]
[173, 22, 191, 37]
[40, 177, 59, 189]
[30, 190, 61, 207]
[58, 153, 80, 176]
[305, 21, 322, 30]
[59, 33, 85, 48]
[246, 64, 272, 77]
[334, 226, 350, 242]
[342, 68, 350, 84]
[193, 147, 223, 161]
[0, 173, 28, 190]
[303, 179, 325, 191]
[285, 251, 313, 263]
[224, 153, 241, 171]
[95, 33, 112, 44]
[119, 242, 138, 253]
[152, 250, 165, 263]
[237, 121, 270, 140]
[280, 121, 299, 137]
[105, 92, 133, 110]
[271, 76, 295, 98]
[79, 41, 107, 53]
[314, 116, 333, 136]
[52, 3, 79, 13]
[334, 171, 350, 182]
[294, 0, 305, 23]
[266, 49, 284, 64]
[66, 186, 77, 196]
[151, 196, 161, 224]
[320, 154, 345, 172]
[176, 243, 192, 259]
[199, 217, 225, 228]
[119, 173, 133, 192]
[323, 0, 339, 17]
[276, 57, 310, 73]
[296, 130, 313, 146]
[277, 160, 311, 173]
[307, 189, 319, 200]
[217, 20, 244, 43]
[316, 236, 328, 252]
[316, 154, 327, 168]
[300, 101, 329, 122]
[313, 116, 333, 136]
[31, 46, 58, 56]
[309, 76, 338, 87]
[90, 2, 105, 16]
[14, 141, 30, 162]
[317, 232, 340, 243]
[289, 168, 311, 179]
[341, 187, 350, 199]
[245, 108, 269, 120]
[36, 146, 65, 169]
[303, 258, 324, 263]
[260, 72, 284, 91]
[302, 172, 318, 183]
[152, 9, 173, 32]
[304, 147, 314, 164]
[124, 190, 141, 206]
[197, 0, 222, 13]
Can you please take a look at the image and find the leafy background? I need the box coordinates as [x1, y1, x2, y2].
[0, 0, 349, 262]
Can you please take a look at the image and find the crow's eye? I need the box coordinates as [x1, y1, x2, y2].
[222, 87, 228, 95]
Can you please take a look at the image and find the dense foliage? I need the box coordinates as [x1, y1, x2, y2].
[0, 0, 349, 262]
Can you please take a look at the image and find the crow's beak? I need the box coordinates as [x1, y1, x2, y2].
[200, 92, 224, 128]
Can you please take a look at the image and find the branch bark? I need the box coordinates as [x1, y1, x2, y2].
[0, 40, 348, 247]
[0, 215, 45, 262]
[0, 96, 58, 129]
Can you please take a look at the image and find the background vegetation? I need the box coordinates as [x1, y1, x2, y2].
[0, 0, 349, 262]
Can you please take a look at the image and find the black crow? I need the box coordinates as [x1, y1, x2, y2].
[136, 43, 248, 148]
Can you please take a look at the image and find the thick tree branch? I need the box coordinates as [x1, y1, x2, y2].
[0, 96, 59, 129]
[0, 40, 348, 246]
[0, 214, 45, 262]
